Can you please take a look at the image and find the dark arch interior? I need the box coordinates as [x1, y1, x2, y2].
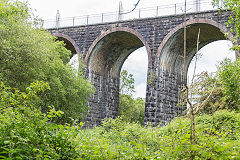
[159, 23, 226, 75]
[56, 37, 77, 59]
[88, 31, 144, 78]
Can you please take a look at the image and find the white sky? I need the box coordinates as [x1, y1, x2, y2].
[27, 0, 235, 98]
[29, 0, 191, 20]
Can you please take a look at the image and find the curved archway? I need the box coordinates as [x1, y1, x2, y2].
[85, 27, 150, 125]
[85, 27, 151, 78]
[52, 33, 80, 58]
[157, 18, 235, 75]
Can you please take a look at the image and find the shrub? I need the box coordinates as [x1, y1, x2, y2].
[0, 81, 80, 159]
[217, 58, 240, 110]
[72, 110, 240, 159]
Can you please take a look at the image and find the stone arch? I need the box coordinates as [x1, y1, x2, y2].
[84, 27, 150, 125]
[85, 27, 151, 78]
[157, 18, 235, 75]
[52, 33, 80, 58]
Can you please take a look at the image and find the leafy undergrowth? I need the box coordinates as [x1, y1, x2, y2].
[1, 82, 240, 159]
[75, 111, 240, 160]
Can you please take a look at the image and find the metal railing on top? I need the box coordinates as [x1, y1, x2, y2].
[43, 0, 223, 29]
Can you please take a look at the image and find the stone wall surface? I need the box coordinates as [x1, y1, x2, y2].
[50, 10, 233, 127]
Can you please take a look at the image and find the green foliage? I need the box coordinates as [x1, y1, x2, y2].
[189, 72, 225, 113]
[71, 110, 240, 159]
[1, 81, 239, 159]
[0, 81, 80, 159]
[119, 94, 145, 125]
[209, 0, 240, 110]
[217, 58, 240, 109]
[120, 69, 135, 96]
[119, 70, 145, 125]
[188, 58, 240, 113]
[55, 40, 72, 64]
[0, 0, 94, 123]
[213, 0, 240, 51]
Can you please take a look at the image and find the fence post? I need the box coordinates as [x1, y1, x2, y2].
[139, 9, 141, 18]
[102, 13, 104, 23]
[73, 17, 75, 26]
[42, 20, 44, 28]
[56, 10, 60, 29]
[175, 4, 177, 14]
[87, 15, 89, 25]
[156, 6, 158, 16]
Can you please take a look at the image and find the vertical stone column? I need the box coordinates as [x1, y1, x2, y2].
[85, 71, 104, 127]
[85, 70, 120, 127]
[144, 67, 184, 126]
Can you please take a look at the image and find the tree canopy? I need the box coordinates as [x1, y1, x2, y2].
[0, 0, 94, 123]
[213, 0, 240, 52]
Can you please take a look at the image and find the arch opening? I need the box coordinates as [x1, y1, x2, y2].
[121, 46, 148, 99]
[85, 29, 150, 125]
[159, 23, 229, 75]
[188, 40, 235, 80]
[56, 36, 77, 59]
[55, 36, 79, 70]
[88, 31, 146, 78]
[52, 33, 80, 70]
[119, 46, 148, 125]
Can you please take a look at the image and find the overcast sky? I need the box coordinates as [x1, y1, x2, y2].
[28, 0, 235, 98]
[29, 0, 192, 20]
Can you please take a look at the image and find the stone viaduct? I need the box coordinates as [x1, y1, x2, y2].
[49, 10, 237, 127]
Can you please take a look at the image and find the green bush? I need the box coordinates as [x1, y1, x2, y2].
[119, 94, 145, 125]
[188, 58, 240, 113]
[217, 58, 240, 110]
[0, 81, 80, 159]
[1, 82, 239, 159]
[71, 110, 240, 159]
[189, 72, 225, 113]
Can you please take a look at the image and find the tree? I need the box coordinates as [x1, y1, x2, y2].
[119, 70, 135, 96]
[0, 0, 94, 123]
[189, 58, 240, 113]
[212, 0, 240, 110]
[188, 72, 225, 114]
[0, 81, 80, 159]
[217, 58, 240, 109]
[213, 0, 240, 52]
[118, 94, 145, 125]
[118, 70, 145, 125]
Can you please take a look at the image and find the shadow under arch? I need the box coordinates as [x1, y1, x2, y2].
[85, 27, 151, 78]
[84, 27, 151, 126]
[52, 33, 80, 59]
[157, 18, 235, 76]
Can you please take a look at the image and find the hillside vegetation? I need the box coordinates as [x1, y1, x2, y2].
[1, 83, 239, 159]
